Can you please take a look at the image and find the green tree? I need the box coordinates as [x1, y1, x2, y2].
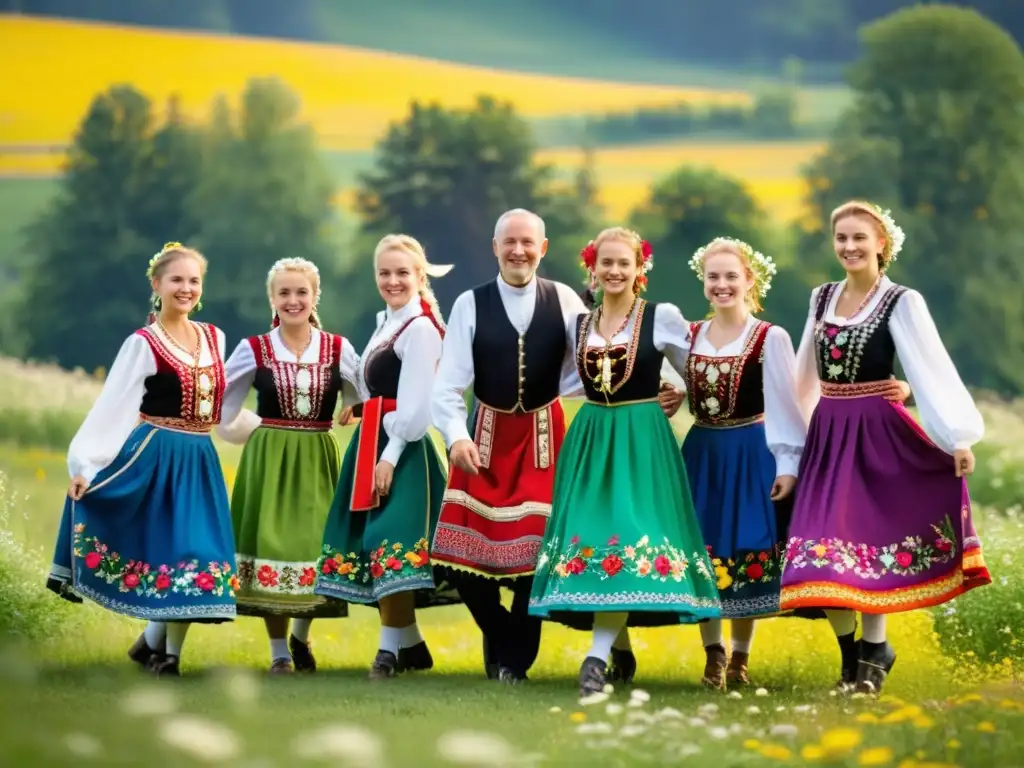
[352, 96, 594, 337]
[188, 79, 340, 344]
[20, 87, 202, 369]
[798, 5, 1024, 394]
[628, 167, 770, 321]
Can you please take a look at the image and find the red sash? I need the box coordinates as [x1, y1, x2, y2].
[350, 396, 398, 512]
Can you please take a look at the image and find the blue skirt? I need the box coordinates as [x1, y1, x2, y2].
[681, 421, 791, 619]
[47, 422, 237, 622]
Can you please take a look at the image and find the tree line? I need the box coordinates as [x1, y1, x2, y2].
[8, 5, 1024, 396]
[4, 0, 1023, 77]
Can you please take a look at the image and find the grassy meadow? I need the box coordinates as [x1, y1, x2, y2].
[1, 356, 1022, 766]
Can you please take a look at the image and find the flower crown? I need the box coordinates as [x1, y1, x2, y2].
[579, 233, 654, 287]
[147, 242, 186, 279]
[268, 257, 323, 305]
[688, 237, 777, 299]
[871, 205, 905, 261]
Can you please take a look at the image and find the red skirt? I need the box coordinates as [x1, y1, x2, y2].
[431, 399, 565, 578]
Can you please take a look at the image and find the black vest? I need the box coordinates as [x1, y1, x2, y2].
[813, 282, 907, 384]
[576, 299, 662, 404]
[471, 278, 566, 411]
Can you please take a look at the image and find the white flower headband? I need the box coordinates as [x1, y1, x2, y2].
[688, 237, 777, 299]
[871, 205, 905, 261]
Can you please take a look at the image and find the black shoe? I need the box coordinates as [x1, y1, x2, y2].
[483, 636, 499, 680]
[497, 665, 527, 685]
[835, 631, 861, 693]
[46, 577, 83, 603]
[289, 635, 316, 673]
[148, 654, 181, 677]
[397, 641, 434, 672]
[128, 632, 165, 669]
[854, 641, 896, 694]
[578, 656, 607, 698]
[608, 647, 637, 684]
[369, 650, 399, 680]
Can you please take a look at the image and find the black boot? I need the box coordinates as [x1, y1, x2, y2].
[46, 577, 83, 603]
[835, 631, 860, 693]
[855, 641, 896, 694]
[148, 654, 180, 677]
[483, 636, 499, 681]
[608, 647, 637, 684]
[578, 656, 608, 698]
[289, 634, 317, 673]
[398, 641, 434, 672]
[128, 632, 165, 670]
[368, 650, 399, 680]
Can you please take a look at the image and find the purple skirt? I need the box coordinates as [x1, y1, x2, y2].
[779, 386, 990, 614]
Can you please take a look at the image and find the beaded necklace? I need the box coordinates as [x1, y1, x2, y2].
[588, 298, 636, 394]
[157, 319, 201, 366]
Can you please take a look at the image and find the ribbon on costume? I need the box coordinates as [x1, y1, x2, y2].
[350, 395, 398, 511]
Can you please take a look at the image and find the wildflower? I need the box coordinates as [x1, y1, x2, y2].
[755, 687, 769, 697]
[548, 706, 561, 714]
[855, 713, 879, 724]
[760, 744, 793, 760]
[820, 727, 862, 754]
[292, 724, 383, 763]
[727, 690, 743, 699]
[802, 744, 827, 760]
[579, 691, 610, 706]
[630, 688, 651, 703]
[743, 739, 761, 749]
[436, 730, 517, 765]
[159, 716, 241, 762]
[746, 706, 761, 714]
[977, 721, 996, 733]
[605, 703, 623, 716]
[858, 746, 895, 765]
[770, 724, 799, 739]
[569, 712, 587, 723]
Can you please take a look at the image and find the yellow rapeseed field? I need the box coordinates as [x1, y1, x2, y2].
[538, 141, 825, 221]
[0, 16, 750, 151]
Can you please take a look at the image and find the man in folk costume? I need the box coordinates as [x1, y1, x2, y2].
[430, 208, 683, 683]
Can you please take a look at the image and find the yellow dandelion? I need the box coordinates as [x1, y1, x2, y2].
[976, 721, 996, 733]
[820, 727, 862, 754]
[858, 746, 894, 765]
[569, 712, 586, 723]
[855, 713, 880, 724]
[801, 744, 827, 760]
[956, 693, 983, 704]
[912, 715, 935, 729]
[946, 739, 960, 749]
[743, 739, 761, 749]
[881, 705, 922, 723]
[759, 744, 792, 760]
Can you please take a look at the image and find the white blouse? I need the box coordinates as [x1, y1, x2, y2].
[363, 298, 444, 467]
[689, 315, 806, 478]
[561, 301, 692, 398]
[217, 327, 362, 445]
[67, 323, 226, 483]
[431, 275, 589, 449]
[794, 275, 984, 453]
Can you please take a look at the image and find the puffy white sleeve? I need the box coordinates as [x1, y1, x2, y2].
[431, 291, 476, 449]
[762, 326, 807, 478]
[891, 289, 984, 453]
[556, 283, 588, 398]
[381, 317, 444, 466]
[338, 336, 364, 405]
[652, 303, 691, 379]
[67, 334, 156, 483]
[794, 287, 822, 421]
[216, 338, 262, 445]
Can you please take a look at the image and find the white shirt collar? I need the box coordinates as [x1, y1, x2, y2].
[381, 296, 422, 326]
[497, 273, 537, 298]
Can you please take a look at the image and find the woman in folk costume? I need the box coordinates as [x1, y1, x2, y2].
[528, 227, 720, 698]
[314, 234, 452, 679]
[779, 201, 991, 694]
[218, 258, 359, 674]
[680, 237, 911, 690]
[46, 242, 238, 677]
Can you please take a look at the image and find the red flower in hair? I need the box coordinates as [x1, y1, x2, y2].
[641, 240, 653, 259]
[579, 241, 597, 269]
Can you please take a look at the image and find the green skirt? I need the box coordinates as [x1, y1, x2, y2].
[313, 425, 451, 605]
[528, 400, 721, 626]
[231, 425, 347, 618]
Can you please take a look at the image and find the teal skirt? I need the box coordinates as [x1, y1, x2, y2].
[528, 400, 721, 626]
[313, 423, 454, 605]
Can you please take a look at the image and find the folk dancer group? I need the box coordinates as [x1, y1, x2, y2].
[47, 201, 991, 697]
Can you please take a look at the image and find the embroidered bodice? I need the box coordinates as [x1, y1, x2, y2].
[686, 319, 771, 424]
[575, 299, 663, 404]
[813, 282, 906, 384]
[249, 331, 345, 423]
[137, 323, 225, 424]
